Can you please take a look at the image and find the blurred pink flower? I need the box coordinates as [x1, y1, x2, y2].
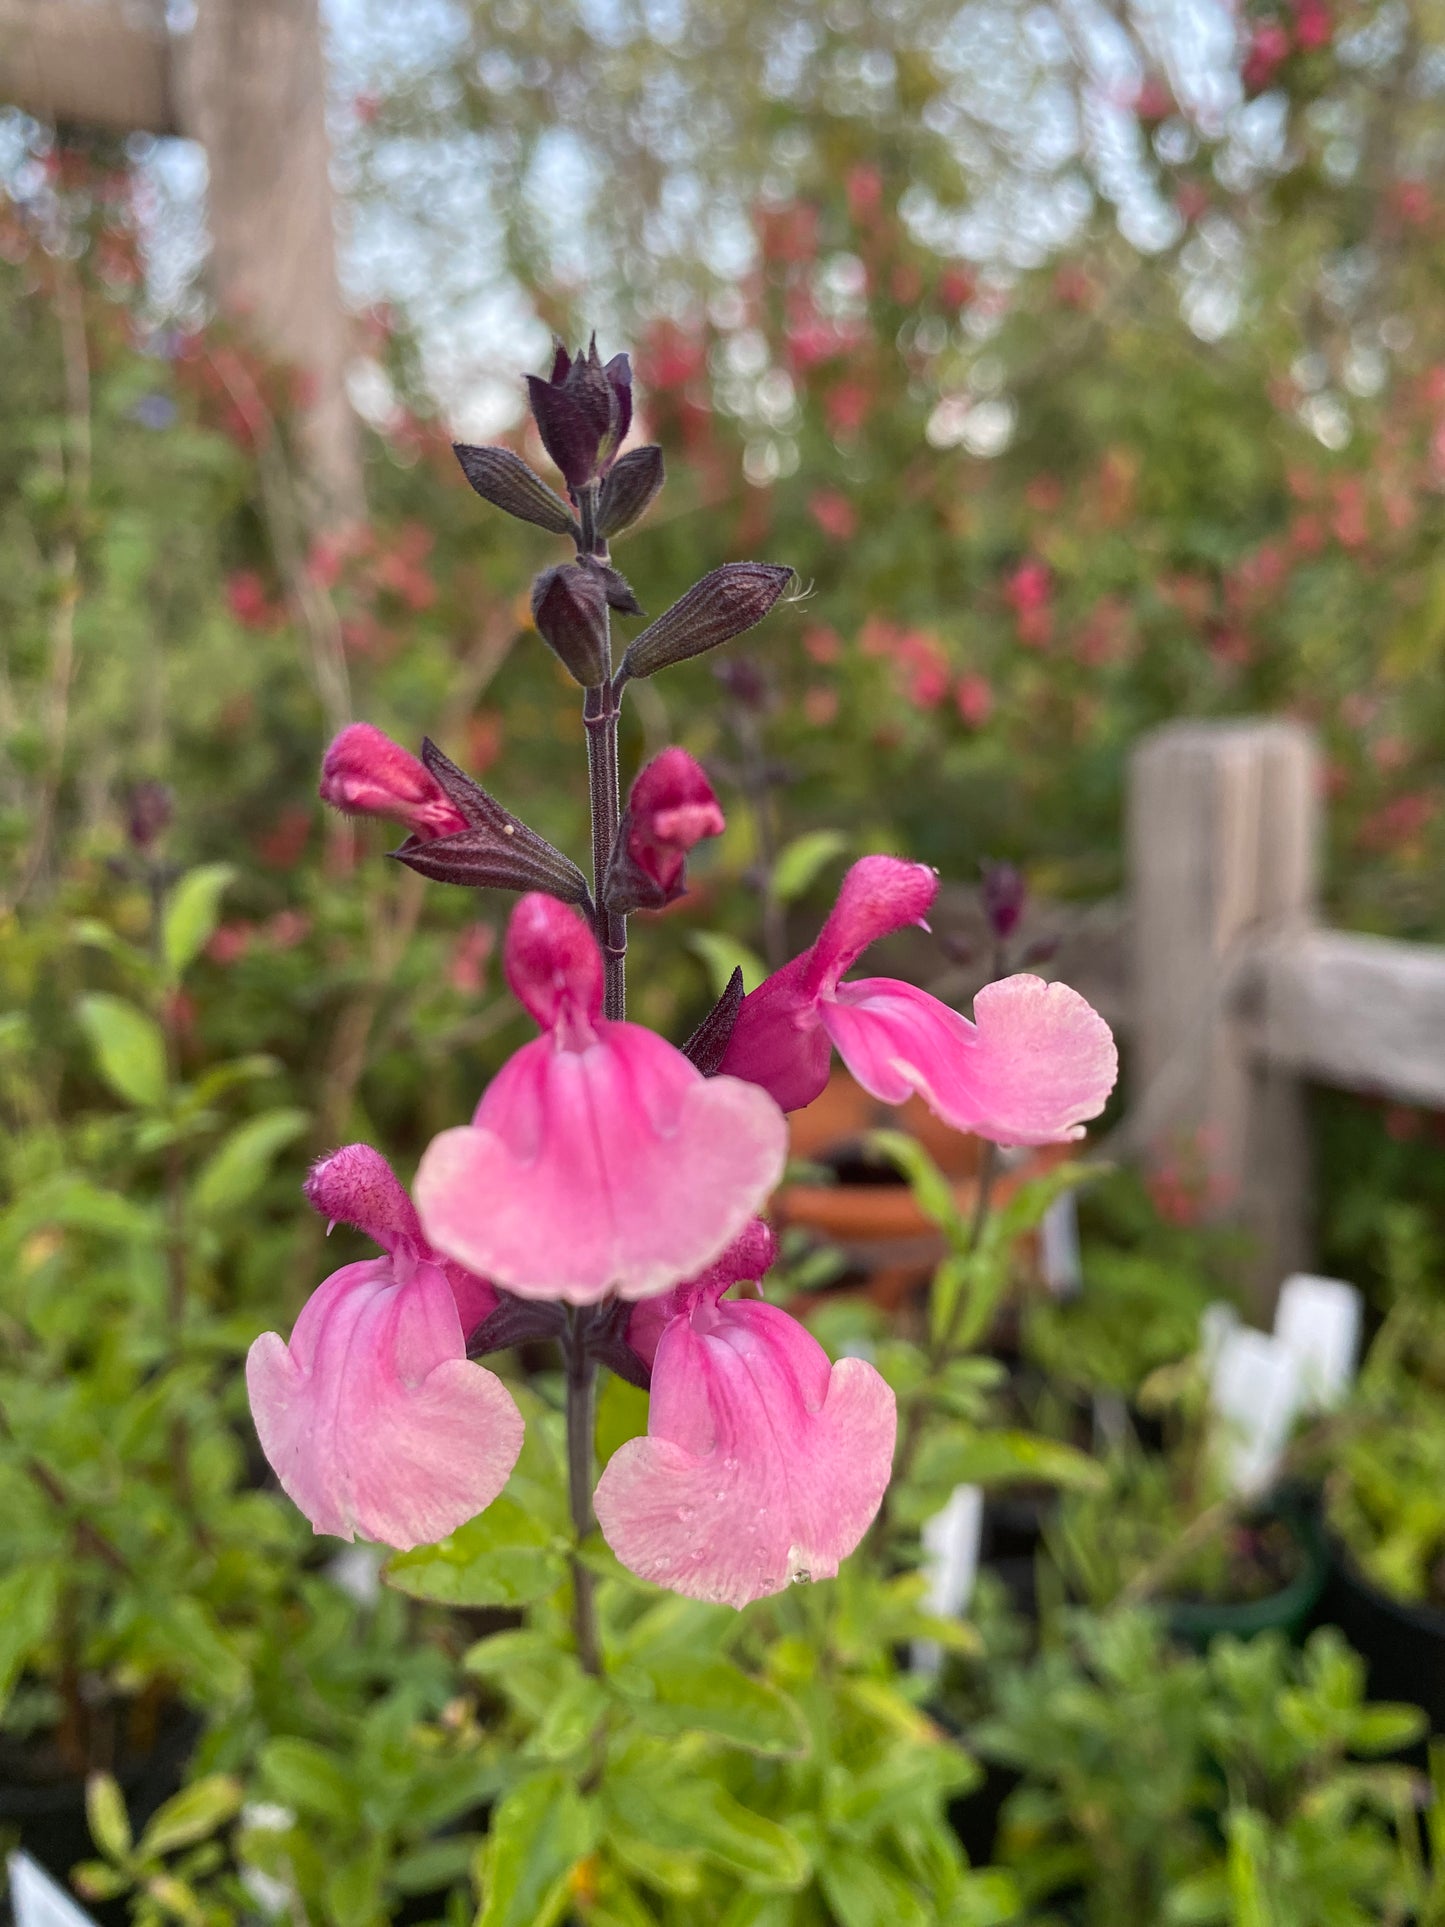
[247, 1145, 518, 1550]
[720, 855, 1117, 1144]
[595, 1226, 896, 1607]
[808, 491, 859, 542]
[415, 895, 788, 1303]
[320, 723, 467, 839]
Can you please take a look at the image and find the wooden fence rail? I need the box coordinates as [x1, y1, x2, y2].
[927, 718, 1445, 1309]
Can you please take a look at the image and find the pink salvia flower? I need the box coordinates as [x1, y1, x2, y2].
[414, 894, 788, 1302]
[719, 854, 1118, 1144]
[625, 748, 725, 904]
[594, 1228, 897, 1607]
[246, 1145, 522, 1550]
[319, 723, 468, 839]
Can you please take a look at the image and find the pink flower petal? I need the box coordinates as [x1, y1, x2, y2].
[594, 1296, 896, 1607]
[304, 1143, 423, 1252]
[821, 971, 1117, 1145]
[415, 1023, 788, 1303]
[804, 854, 936, 995]
[320, 724, 467, 839]
[246, 1257, 523, 1550]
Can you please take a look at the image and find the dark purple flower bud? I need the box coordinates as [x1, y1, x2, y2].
[531, 562, 610, 686]
[619, 564, 794, 681]
[1020, 935, 1059, 967]
[713, 654, 771, 711]
[603, 748, 725, 915]
[981, 860, 1027, 941]
[452, 444, 579, 538]
[390, 738, 592, 907]
[682, 967, 745, 1076]
[525, 337, 632, 491]
[596, 445, 665, 540]
[125, 780, 174, 851]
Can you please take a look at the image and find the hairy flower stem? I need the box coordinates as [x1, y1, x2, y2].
[584, 680, 626, 1020]
[563, 1311, 603, 1676]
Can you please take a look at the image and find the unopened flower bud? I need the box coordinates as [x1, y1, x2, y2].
[320, 724, 467, 839]
[531, 563, 611, 686]
[604, 748, 725, 914]
[596, 445, 665, 541]
[713, 654, 771, 711]
[453, 444, 579, 538]
[525, 338, 632, 491]
[126, 780, 173, 851]
[619, 563, 794, 681]
[980, 859, 1027, 941]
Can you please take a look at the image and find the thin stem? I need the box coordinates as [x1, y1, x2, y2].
[584, 683, 626, 1019]
[563, 1311, 603, 1676]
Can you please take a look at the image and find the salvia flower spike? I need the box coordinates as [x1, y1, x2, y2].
[250, 335, 1120, 1616]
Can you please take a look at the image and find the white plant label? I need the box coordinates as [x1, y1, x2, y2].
[1273, 1273, 1361, 1412]
[1207, 1325, 1304, 1496]
[1039, 1190, 1083, 1299]
[911, 1482, 984, 1678]
[8, 1855, 100, 1927]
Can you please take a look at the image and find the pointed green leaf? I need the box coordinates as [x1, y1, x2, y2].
[162, 864, 235, 976]
[477, 1772, 597, 1927]
[78, 994, 167, 1109]
[387, 1497, 567, 1607]
[771, 830, 848, 904]
[191, 1108, 307, 1218]
[86, 1773, 133, 1863]
[616, 1655, 809, 1757]
[0, 1564, 59, 1713]
[138, 1775, 244, 1859]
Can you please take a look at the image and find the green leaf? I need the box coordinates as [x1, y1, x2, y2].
[992, 1160, 1096, 1243]
[86, 1773, 133, 1863]
[324, 1838, 387, 1927]
[531, 1673, 609, 1762]
[258, 1737, 358, 1826]
[1349, 1703, 1428, 1756]
[77, 994, 167, 1109]
[818, 1847, 930, 1927]
[868, 1132, 964, 1242]
[595, 1375, 650, 1468]
[73, 1862, 132, 1903]
[616, 1655, 809, 1757]
[387, 1497, 567, 1607]
[162, 864, 235, 976]
[138, 1775, 244, 1859]
[914, 1425, 1105, 1493]
[604, 1755, 810, 1890]
[0, 1564, 59, 1713]
[477, 1772, 597, 1927]
[688, 930, 768, 998]
[771, 830, 848, 904]
[191, 1108, 308, 1218]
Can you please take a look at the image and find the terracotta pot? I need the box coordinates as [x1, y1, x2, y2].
[774, 1070, 1068, 1311]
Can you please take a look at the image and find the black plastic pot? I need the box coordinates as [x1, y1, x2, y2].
[1314, 1538, 1445, 1733]
[0, 1699, 199, 1903]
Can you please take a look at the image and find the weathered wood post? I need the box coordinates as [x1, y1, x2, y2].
[0, 0, 361, 522]
[1128, 720, 1320, 1309]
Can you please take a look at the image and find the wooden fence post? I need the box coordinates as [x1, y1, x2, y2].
[1128, 720, 1320, 1309]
